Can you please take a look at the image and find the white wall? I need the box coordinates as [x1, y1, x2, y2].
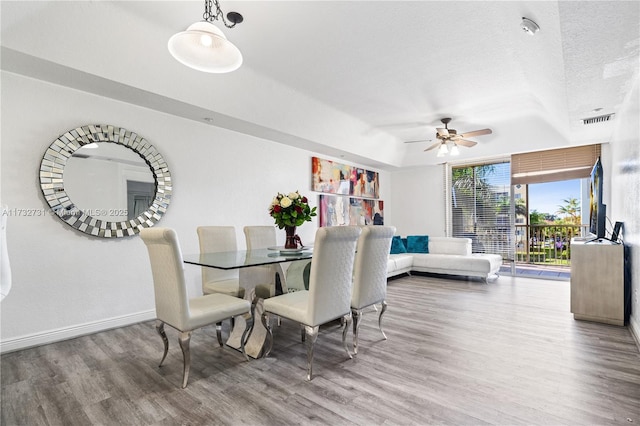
[0, 72, 389, 352]
[608, 77, 640, 343]
[387, 166, 446, 237]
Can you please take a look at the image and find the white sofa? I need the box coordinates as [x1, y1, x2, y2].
[387, 237, 502, 283]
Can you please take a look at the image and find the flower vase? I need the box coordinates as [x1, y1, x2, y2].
[284, 226, 298, 249]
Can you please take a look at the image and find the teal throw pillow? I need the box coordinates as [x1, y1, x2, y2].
[406, 235, 429, 253]
[390, 236, 407, 254]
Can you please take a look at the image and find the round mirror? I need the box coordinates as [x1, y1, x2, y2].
[39, 125, 172, 238]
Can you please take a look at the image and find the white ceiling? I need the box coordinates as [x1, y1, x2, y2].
[2, 1, 639, 170]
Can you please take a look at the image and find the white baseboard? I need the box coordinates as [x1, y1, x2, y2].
[0, 309, 156, 354]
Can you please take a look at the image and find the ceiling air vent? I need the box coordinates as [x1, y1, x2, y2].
[581, 113, 614, 125]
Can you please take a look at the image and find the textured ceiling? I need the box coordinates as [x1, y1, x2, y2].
[2, 1, 639, 170]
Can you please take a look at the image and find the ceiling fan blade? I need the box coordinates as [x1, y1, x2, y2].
[460, 128, 492, 138]
[424, 141, 443, 151]
[404, 139, 432, 144]
[436, 127, 449, 137]
[456, 139, 478, 148]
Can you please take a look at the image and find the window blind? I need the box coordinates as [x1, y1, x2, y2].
[451, 160, 512, 260]
[511, 144, 601, 185]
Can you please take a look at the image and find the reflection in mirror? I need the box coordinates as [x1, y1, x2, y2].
[65, 143, 156, 222]
[39, 124, 172, 238]
[128, 181, 156, 219]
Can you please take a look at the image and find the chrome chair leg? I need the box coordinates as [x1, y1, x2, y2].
[352, 309, 362, 355]
[301, 324, 306, 342]
[305, 325, 319, 381]
[156, 320, 169, 367]
[261, 312, 273, 357]
[215, 322, 223, 347]
[378, 300, 388, 340]
[342, 313, 353, 359]
[178, 331, 193, 389]
[240, 312, 253, 362]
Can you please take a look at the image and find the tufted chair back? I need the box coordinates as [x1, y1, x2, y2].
[306, 226, 361, 326]
[261, 225, 361, 380]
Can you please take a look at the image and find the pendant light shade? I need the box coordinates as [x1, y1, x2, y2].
[449, 144, 460, 156]
[168, 21, 242, 73]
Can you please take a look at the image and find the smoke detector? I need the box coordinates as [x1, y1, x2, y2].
[521, 17, 540, 35]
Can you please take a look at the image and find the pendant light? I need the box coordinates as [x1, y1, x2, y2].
[168, 0, 243, 73]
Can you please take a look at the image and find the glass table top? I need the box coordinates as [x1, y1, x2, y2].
[183, 248, 313, 270]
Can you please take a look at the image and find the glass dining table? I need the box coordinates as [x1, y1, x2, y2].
[183, 248, 313, 358]
[183, 248, 313, 270]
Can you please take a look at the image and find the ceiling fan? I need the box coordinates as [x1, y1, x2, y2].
[409, 118, 492, 156]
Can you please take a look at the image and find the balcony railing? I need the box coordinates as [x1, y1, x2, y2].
[515, 224, 588, 266]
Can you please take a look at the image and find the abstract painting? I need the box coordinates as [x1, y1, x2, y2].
[312, 157, 379, 199]
[312, 157, 351, 195]
[319, 195, 384, 227]
[350, 168, 379, 199]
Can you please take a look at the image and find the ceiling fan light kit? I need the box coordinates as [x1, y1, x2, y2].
[168, 0, 243, 73]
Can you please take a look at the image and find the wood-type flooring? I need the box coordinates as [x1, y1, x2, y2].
[2, 274, 640, 425]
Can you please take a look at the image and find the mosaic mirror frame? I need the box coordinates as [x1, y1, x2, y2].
[39, 124, 172, 238]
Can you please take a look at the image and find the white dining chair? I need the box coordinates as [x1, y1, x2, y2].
[196, 226, 245, 298]
[261, 226, 361, 380]
[140, 227, 253, 389]
[244, 225, 277, 251]
[351, 225, 395, 354]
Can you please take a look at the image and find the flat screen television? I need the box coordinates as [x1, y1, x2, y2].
[589, 157, 606, 239]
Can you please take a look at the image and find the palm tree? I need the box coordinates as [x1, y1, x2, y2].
[529, 209, 545, 225]
[557, 197, 581, 224]
[451, 164, 496, 231]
